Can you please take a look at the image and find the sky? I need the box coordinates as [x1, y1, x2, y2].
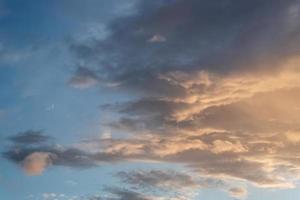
[1, 0, 300, 199]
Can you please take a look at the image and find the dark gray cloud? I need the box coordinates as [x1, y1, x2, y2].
[3, 145, 124, 169]
[70, 0, 300, 96]
[4, 146, 90, 169]
[7, 130, 52, 145]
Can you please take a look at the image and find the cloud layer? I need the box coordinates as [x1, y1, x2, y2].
[3, 0, 300, 199]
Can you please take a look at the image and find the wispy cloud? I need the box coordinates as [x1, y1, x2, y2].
[8, 130, 52, 145]
[229, 187, 248, 199]
[68, 66, 99, 89]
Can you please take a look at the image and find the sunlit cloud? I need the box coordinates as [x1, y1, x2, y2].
[22, 152, 56, 176]
[2, 0, 300, 199]
[228, 187, 248, 199]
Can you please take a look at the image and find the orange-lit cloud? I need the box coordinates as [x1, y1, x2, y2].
[22, 152, 56, 175]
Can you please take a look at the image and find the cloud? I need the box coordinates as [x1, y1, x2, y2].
[100, 186, 197, 200]
[3, 132, 125, 175]
[68, 66, 99, 89]
[92, 67, 300, 188]
[4, 0, 300, 198]
[103, 187, 152, 200]
[6, 70, 300, 187]
[115, 170, 200, 199]
[0, 43, 34, 65]
[70, 0, 300, 95]
[3, 144, 124, 173]
[22, 152, 56, 175]
[112, 169, 239, 200]
[148, 34, 166, 43]
[9, 81, 300, 184]
[8, 130, 52, 145]
[210, 140, 247, 154]
[228, 187, 248, 199]
[117, 170, 197, 190]
[29, 193, 77, 200]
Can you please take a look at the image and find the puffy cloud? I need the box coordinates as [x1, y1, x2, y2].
[22, 152, 56, 175]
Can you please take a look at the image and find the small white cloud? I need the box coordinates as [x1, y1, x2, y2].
[101, 131, 112, 140]
[148, 34, 166, 43]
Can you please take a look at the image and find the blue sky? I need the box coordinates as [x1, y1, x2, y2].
[1, 0, 300, 200]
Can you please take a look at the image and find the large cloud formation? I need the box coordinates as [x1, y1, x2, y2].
[70, 0, 300, 190]
[4, 0, 300, 199]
